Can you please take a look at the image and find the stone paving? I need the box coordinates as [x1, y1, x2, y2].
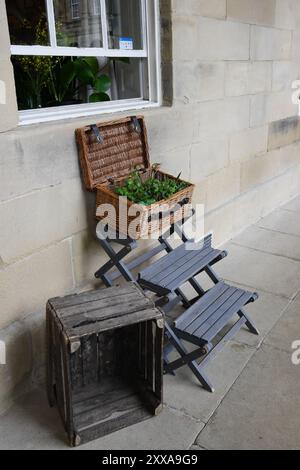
[0, 196, 300, 450]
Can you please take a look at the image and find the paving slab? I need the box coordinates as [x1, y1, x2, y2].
[0, 388, 204, 450]
[0, 389, 67, 450]
[232, 225, 300, 261]
[216, 287, 290, 348]
[281, 196, 300, 213]
[217, 243, 300, 299]
[196, 344, 300, 450]
[264, 294, 300, 354]
[257, 208, 300, 237]
[83, 408, 204, 451]
[164, 340, 256, 423]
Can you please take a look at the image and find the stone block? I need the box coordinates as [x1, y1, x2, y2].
[225, 61, 272, 96]
[201, 163, 241, 212]
[158, 145, 191, 181]
[0, 125, 81, 201]
[278, 142, 300, 172]
[291, 31, 300, 61]
[196, 18, 250, 61]
[227, 0, 276, 26]
[0, 240, 74, 329]
[194, 96, 250, 140]
[250, 26, 291, 60]
[204, 202, 235, 246]
[0, 60, 18, 133]
[272, 61, 300, 92]
[275, 0, 300, 31]
[145, 107, 194, 155]
[174, 61, 225, 104]
[250, 92, 298, 127]
[71, 230, 107, 289]
[172, 0, 226, 19]
[172, 16, 197, 61]
[0, 178, 90, 263]
[190, 137, 229, 180]
[230, 126, 268, 162]
[240, 151, 281, 193]
[268, 117, 300, 150]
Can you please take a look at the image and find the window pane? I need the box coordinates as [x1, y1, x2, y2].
[106, 0, 143, 50]
[6, 0, 50, 46]
[53, 0, 103, 48]
[11, 55, 147, 110]
[110, 58, 148, 100]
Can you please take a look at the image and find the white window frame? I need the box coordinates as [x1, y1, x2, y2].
[9, 0, 161, 125]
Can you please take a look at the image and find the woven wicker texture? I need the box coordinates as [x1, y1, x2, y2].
[76, 116, 150, 190]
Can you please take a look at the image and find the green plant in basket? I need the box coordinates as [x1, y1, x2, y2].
[115, 166, 189, 206]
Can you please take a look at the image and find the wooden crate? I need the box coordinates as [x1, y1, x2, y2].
[76, 116, 194, 239]
[46, 283, 164, 447]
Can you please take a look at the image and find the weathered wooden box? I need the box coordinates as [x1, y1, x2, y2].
[76, 116, 194, 239]
[46, 283, 164, 447]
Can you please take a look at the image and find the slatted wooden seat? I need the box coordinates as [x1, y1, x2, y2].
[164, 282, 259, 392]
[138, 234, 227, 298]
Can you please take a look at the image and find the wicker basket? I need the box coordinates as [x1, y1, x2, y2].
[76, 116, 194, 239]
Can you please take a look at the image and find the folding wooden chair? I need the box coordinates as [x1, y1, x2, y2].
[138, 235, 259, 393]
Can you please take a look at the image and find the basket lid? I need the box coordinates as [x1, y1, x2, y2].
[76, 116, 150, 190]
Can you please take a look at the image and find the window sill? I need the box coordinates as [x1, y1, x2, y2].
[18, 99, 161, 126]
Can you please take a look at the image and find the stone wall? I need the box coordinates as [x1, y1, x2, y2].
[1, 0, 300, 412]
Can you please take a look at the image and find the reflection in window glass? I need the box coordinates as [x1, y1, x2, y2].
[110, 58, 148, 100]
[53, 0, 103, 48]
[106, 0, 142, 50]
[6, 0, 49, 46]
[11, 54, 147, 110]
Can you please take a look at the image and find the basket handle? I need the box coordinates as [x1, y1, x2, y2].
[131, 116, 142, 134]
[91, 124, 104, 144]
[147, 198, 190, 223]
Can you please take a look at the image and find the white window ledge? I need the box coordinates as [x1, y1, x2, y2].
[18, 99, 160, 126]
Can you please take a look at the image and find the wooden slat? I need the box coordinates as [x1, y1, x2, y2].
[75, 407, 152, 445]
[153, 247, 213, 285]
[139, 243, 188, 279]
[81, 335, 98, 386]
[139, 235, 213, 281]
[61, 296, 152, 328]
[57, 291, 148, 318]
[166, 249, 223, 291]
[154, 321, 163, 402]
[146, 321, 154, 389]
[201, 292, 254, 342]
[74, 393, 144, 431]
[175, 282, 227, 330]
[46, 305, 55, 407]
[49, 283, 143, 311]
[185, 285, 236, 334]
[66, 308, 162, 339]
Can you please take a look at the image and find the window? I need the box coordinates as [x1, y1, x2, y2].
[6, 0, 161, 124]
[71, 0, 80, 20]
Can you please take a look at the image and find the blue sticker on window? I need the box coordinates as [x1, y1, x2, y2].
[119, 37, 134, 50]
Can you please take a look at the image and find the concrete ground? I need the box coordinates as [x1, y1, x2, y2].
[1, 196, 300, 450]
